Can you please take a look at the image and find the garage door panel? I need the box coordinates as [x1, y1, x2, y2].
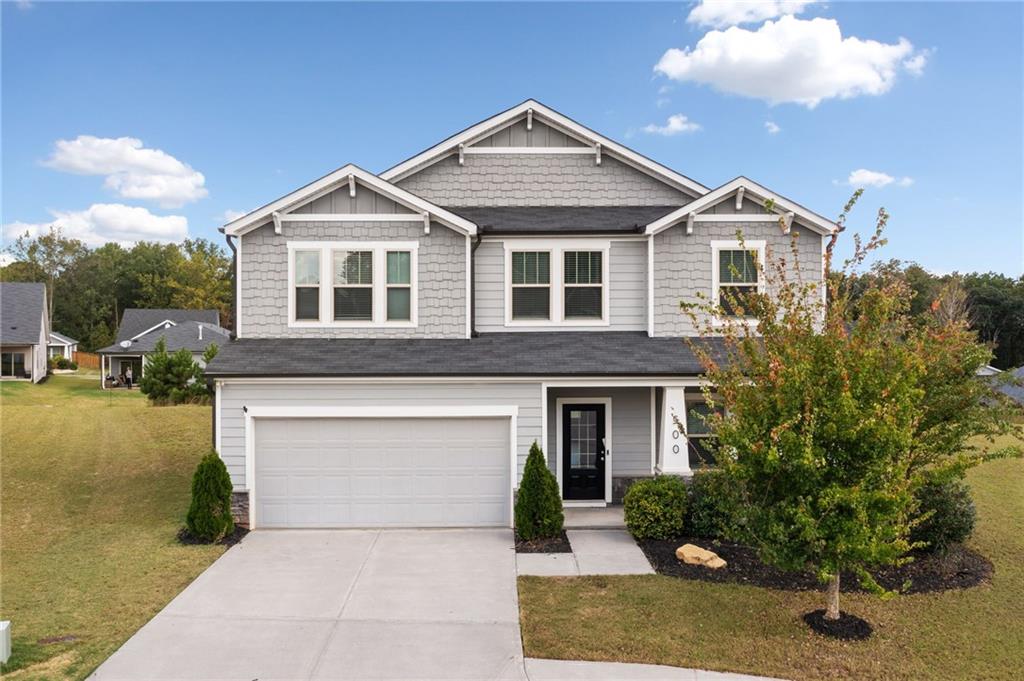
[255, 417, 510, 528]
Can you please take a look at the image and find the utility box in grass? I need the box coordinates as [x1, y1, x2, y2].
[0, 621, 10, 664]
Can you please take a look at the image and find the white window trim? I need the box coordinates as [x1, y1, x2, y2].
[287, 241, 419, 328]
[711, 239, 765, 327]
[503, 239, 611, 327]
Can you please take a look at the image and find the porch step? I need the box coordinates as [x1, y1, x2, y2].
[563, 505, 626, 529]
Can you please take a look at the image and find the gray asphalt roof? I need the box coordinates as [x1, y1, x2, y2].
[49, 331, 78, 345]
[116, 308, 221, 343]
[995, 366, 1024, 405]
[1, 282, 46, 345]
[203, 332, 727, 378]
[446, 206, 680, 234]
[99, 321, 230, 355]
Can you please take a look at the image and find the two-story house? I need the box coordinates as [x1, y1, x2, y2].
[206, 100, 838, 529]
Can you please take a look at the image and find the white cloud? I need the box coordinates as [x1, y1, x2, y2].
[221, 209, 248, 223]
[657, 84, 674, 95]
[655, 15, 926, 108]
[903, 48, 932, 76]
[656, 97, 671, 108]
[44, 135, 208, 208]
[687, 0, 814, 28]
[2, 204, 188, 248]
[846, 168, 914, 188]
[642, 114, 702, 136]
[765, 121, 781, 134]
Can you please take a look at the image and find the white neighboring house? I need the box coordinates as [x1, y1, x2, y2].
[48, 331, 79, 360]
[96, 308, 230, 389]
[0, 282, 50, 383]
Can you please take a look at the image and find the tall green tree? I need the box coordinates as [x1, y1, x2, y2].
[682, 195, 1018, 623]
[4, 225, 87, 329]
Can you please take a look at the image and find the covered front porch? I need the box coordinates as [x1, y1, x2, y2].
[99, 353, 144, 389]
[540, 382, 716, 506]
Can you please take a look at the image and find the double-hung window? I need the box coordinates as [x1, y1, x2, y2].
[685, 387, 723, 467]
[333, 250, 373, 321]
[289, 241, 417, 326]
[293, 250, 321, 321]
[563, 251, 603, 319]
[386, 251, 412, 321]
[712, 240, 765, 320]
[510, 251, 551, 320]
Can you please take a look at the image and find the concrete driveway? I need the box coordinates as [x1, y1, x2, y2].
[91, 529, 524, 680]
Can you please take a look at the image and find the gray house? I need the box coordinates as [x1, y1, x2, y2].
[97, 308, 229, 388]
[48, 331, 79, 360]
[0, 282, 50, 383]
[206, 100, 838, 529]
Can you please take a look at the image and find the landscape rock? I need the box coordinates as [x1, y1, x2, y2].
[675, 543, 728, 569]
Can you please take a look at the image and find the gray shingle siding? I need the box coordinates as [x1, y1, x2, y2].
[653, 222, 824, 336]
[239, 220, 466, 339]
[396, 153, 693, 207]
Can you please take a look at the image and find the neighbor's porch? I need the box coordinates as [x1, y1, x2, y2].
[99, 353, 145, 389]
[541, 383, 716, 507]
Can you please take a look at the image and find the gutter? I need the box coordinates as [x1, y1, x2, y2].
[470, 230, 484, 337]
[220, 227, 238, 338]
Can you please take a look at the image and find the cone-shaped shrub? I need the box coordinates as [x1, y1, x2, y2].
[186, 452, 235, 542]
[514, 441, 564, 541]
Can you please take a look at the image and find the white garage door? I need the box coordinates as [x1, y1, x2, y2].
[254, 417, 511, 528]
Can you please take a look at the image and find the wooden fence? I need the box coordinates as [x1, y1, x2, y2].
[74, 351, 101, 370]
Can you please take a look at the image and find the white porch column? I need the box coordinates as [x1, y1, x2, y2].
[100, 355, 105, 389]
[659, 387, 690, 474]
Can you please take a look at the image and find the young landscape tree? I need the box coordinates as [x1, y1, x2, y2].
[139, 338, 218, 405]
[682, 193, 1018, 629]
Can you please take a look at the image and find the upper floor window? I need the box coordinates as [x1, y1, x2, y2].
[294, 250, 320, 321]
[504, 240, 609, 326]
[711, 240, 765, 321]
[563, 251, 603, 319]
[333, 250, 373, 321]
[288, 241, 418, 327]
[511, 251, 551, 320]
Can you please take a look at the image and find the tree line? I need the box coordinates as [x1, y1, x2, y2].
[836, 259, 1024, 370]
[1, 227, 232, 351]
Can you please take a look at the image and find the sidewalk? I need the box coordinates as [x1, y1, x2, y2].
[517, 529, 654, 576]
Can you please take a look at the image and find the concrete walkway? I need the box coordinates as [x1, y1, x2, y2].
[525, 659, 782, 680]
[517, 529, 655, 576]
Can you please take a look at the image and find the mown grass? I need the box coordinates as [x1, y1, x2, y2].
[1, 375, 224, 680]
[519, 434, 1024, 680]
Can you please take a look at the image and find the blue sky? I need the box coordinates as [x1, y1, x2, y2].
[2, 1, 1021, 275]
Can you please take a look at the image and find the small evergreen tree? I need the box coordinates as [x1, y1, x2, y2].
[186, 452, 234, 542]
[139, 338, 217, 404]
[515, 441, 563, 540]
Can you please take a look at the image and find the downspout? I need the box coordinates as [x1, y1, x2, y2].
[470, 229, 485, 337]
[221, 228, 238, 338]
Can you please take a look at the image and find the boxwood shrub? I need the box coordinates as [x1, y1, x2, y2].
[910, 478, 976, 554]
[623, 475, 688, 540]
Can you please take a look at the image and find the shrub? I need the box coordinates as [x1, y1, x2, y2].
[141, 339, 216, 405]
[686, 468, 741, 539]
[514, 441, 563, 541]
[624, 475, 688, 540]
[910, 479, 976, 554]
[186, 452, 235, 542]
[68, 360, 78, 370]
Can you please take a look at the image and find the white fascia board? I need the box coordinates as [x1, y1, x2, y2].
[379, 99, 709, 198]
[645, 177, 839, 236]
[130, 319, 178, 341]
[224, 164, 477, 237]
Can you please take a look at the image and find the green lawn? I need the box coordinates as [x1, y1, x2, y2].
[519, 436, 1024, 681]
[0, 375, 224, 680]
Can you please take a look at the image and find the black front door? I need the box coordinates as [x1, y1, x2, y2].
[562, 404, 606, 500]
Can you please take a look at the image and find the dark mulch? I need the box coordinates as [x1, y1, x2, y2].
[177, 525, 249, 547]
[516, 530, 572, 553]
[803, 609, 873, 640]
[638, 536, 993, 594]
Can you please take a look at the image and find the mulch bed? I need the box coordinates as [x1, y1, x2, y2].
[803, 610, 873, 640]
[516, 530, 572, 553]
[177, 525, 249, 547]
[638, 536, 993, 594]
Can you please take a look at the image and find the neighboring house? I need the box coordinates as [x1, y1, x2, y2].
[0, 282, 50, 383]
[48, 331, 79, 360]
[205, 99, 839, 529]
[96, 308, 229, 388]
[994, 366, 1024, 406]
